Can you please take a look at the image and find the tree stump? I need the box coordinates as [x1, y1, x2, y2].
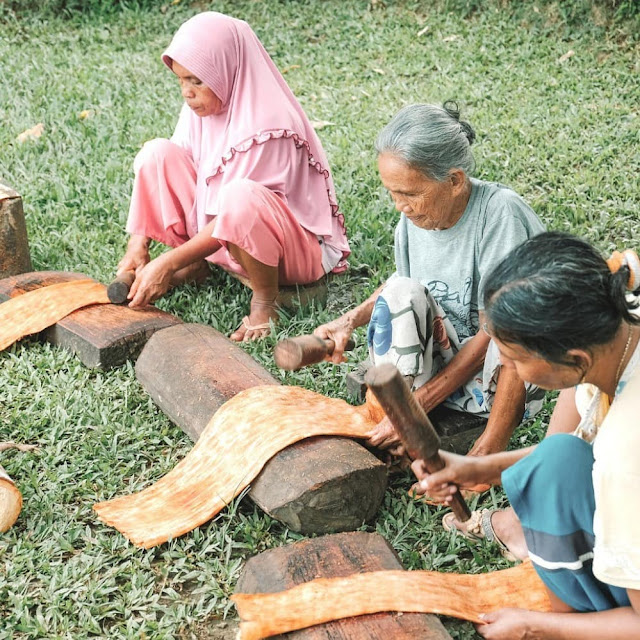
[235, 531, 452, 639]
[135, 323, 387, 534]
[0, 464, 22, 533]
[0, 181, 32, 278]
[0, 271, 181, 368]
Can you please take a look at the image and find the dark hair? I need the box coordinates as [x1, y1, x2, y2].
[484, 231, 640, 366]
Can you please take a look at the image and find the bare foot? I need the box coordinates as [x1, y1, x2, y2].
[443, 508, 528, 561]
[490, 508, 528, 560]
[229, 298, 279, 342]
[170, 260, 211, 287]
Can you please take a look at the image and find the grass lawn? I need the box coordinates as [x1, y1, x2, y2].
[0, 1, 638, 638]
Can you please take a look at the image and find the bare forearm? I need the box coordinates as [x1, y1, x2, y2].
[470, 365, 526, 455]
[414, 331, 490, 413]
[473, 447, 534, 485]
[164, 221, 221, 271]
[343, 284, 384, 328]
[524, 608, 640, 639]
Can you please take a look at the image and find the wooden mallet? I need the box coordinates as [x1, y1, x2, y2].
[107, 270, 135, 304]
[365, 363, 471, 523]
[274, 335, 355, 371]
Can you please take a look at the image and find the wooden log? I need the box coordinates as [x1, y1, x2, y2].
[0, 181, 32, 278]
[0, 271, 182, 368]
[135, 324, 387, 534]
[0, 464, 22, 532]
[234, 531, 452, 639]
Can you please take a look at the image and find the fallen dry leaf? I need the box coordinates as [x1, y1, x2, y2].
[310, 120, 335, 130]
[443, 35, 459, 42]
[78, 109, 95, 120]
[16, 123, 44, 143]
[558, 49, 575, 63]
[417, 25, 430, 37]
[282, 65, 301, 74]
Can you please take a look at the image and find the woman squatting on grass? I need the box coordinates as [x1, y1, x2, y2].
[415, 232, 640, 639]
[117, 12, 349, 341]
[315, 103, 546, 457]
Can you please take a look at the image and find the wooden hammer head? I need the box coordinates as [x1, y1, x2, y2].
[274, 335, 329, 371]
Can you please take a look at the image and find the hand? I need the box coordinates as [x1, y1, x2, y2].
[410, 450, 487, 505]
[365, 416, 404, 453]
[313, 314, 356, 364]
[128, 254, 175, 308]
[467, 433, 507, 457]
[117, 235, 150, 276]
[476, 608, 540, 639]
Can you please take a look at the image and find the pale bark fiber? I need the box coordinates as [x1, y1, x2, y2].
[232, 560, 552, 640]
[0, 279, 110, 351]
[94, 386, 383, 548]
[0, 464, 22, 532]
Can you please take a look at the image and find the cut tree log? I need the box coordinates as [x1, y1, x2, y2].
[134, 323, 387, 535]
[0, 271, 181, 368]
[0, 464, 22, 532]
[234, 531, 452, 640]
[233, 532, 551, 640]
[94, 385, 383, 548]
[0, 181, 32, 278]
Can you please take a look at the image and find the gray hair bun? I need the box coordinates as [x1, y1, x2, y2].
[443, 100, 476, 145]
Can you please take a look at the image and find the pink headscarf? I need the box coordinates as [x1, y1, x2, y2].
[162, 12, 349, 259]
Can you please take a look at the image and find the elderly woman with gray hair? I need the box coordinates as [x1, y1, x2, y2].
[315, 102, 545, 457]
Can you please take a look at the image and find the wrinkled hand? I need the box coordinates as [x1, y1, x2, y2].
[128, 255, 174, 308]
[313, 314, 355, 364]
[365, 416, 404, 454]
[476, 608, 539, 639]
[117, 237, 150, 276]
[410, 450, 485, 505]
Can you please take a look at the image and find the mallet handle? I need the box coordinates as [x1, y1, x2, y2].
[274, 335, 356, 371]
[107, 270, 136, 304]
[364, 363, 471, 523]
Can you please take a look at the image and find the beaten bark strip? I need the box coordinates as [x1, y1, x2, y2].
[0, 279, 110, 351]
[93, 385, 379, 548]
[232, 560, 552, 640]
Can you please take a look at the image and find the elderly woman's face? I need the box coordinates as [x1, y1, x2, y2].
[172, 61, 223, 117]
[378, 153, 458, 230]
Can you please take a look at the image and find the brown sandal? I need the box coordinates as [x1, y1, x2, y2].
[443, 509, 517, 562]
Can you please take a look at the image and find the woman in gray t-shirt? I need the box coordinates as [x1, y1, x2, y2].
[315, 102, 545, 458]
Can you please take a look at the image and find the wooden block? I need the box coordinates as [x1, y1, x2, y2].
[0, 181, 32, 277]
[235, 531, 452, 639]
[0, 271, 182, 368]
[135, 323, 387, 533]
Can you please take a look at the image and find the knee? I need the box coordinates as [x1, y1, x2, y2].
[217, 179, 267, 219]
[537, 434, 594, 484]
[380, 277, 427, 304]
[133, 138, 185, 173]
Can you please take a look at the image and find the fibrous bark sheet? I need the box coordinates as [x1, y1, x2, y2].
[0, 279, 110, 351]
[232, 559, 552, 640]
[93, 385, 378, 548]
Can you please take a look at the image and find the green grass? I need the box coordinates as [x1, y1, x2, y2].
[0, 1, 638, 638]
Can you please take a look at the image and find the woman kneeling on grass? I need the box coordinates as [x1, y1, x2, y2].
[117, 12, 349, 341]
[415, 232, 640, 639]
[315, 103, 545, 457]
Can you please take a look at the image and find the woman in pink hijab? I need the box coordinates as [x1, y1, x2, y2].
[117, 12, 350, 341]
